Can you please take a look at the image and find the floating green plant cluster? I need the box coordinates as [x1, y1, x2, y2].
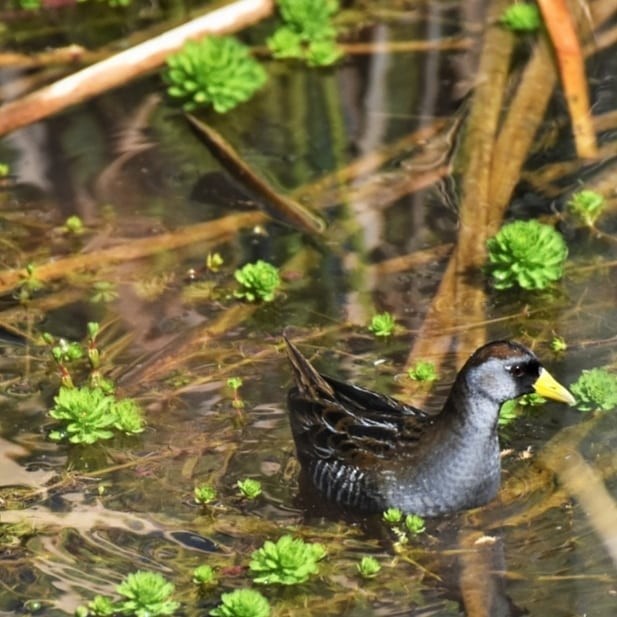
[268, 0, 342, 67]
[567, 189, 605, 227]
[382, 507, 426, 545]
[79, 570, 179, 617]
[211, 589, 271, 617]
[46, 323, 144, 444]
[237, 478, 263, 500]
[194, 484, 217, 505]
[49, 387, 143, 444]
[368, 312, 396, 337]
[356, 556, 381, 579]
[193, 564, 217, 586]
[407, 360, 438, 382]
[249, 535, 326, 585]
[486, 220, 568, 290]
[499, 2, 541, 32]
[165, 37, 267, 112]
[570, 368, 617, 412]
[234, 260, 281, 302]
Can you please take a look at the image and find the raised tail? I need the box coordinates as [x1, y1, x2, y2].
[283, 335, 335, 399]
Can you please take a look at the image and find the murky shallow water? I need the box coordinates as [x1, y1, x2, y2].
[1, 1, 617, 616]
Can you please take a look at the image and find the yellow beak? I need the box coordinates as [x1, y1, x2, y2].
[533, 367, 576, 405]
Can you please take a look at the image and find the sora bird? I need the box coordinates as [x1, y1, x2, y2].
[284, 337, 575, 517]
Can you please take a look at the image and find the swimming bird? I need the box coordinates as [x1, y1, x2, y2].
[284, 337, 575, 517]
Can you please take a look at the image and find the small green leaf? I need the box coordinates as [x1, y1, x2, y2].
[407, 360, 438, 382]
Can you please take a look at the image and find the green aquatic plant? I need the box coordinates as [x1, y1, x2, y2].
[48, 386, 144, 444]
[49, 387, 115, 444]
[567, 189, 605, 227]
[357, 556, 381, 579]
[116, 571, 180, 617]
[207, 252, 224, 272]
[550, 335, 568, 352]
[249, 535, 326, 585]
[91, 280, 118, 303]
[570, 368, 617, 412]
[83, 571, 179, 617]
[368, 312, 396, 337]
[486, 220, 568, 290]
[227, 376, 245, 409]
[194, 484, 217, 505]
[234, 260, 281, 302]
[19, 263, 44, 302]
[165, 36, 267, 112]
[499, 3, 541, 32]
[404, 513, 426, 535]
[407, 360, 438, 382]
[0, 162, 10, 176]
[237, 478, 263, 500]
[64, 215, 85, 235]
[268, 0, 342, 67]
[382, 507, 403, 525]
[193, 564, 217, 586]
[210, 588, 271, 617]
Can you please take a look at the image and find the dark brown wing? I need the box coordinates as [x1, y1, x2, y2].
[285, 337, 434, 467]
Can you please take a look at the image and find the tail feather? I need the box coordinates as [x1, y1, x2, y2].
[283, 335, 335, 399]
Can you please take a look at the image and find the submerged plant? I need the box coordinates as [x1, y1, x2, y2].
[567, 189, 605, 227]
[207, 252, 225, 272]
[499, 3, 541, 32]
[210, 588, 271, 617]
[0, 162, 10, 176]
[407, 360, 438, 382]
[368, 312, 396, 337]
[234, 260, 281, 302]
[268, 0, 342, 67]
[165, 36, 267, 112]
[237, 478, 263, 500]
[357, 556, 381, 579]
[91, 280, 118, 303]
[227, 377, 245, 409]
[193, 564, 217, 586]
[550, 336, 568, 352]
[570, 368, 617, 412]
[486, 220, 568, 290]
[64, 215, 85, 235]
[249, 535, 326, 585]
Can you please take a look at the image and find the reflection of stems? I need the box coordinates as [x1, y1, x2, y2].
[0, 211, 266, 296]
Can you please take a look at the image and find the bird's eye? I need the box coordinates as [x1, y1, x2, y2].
[508, 364, 525, 377]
